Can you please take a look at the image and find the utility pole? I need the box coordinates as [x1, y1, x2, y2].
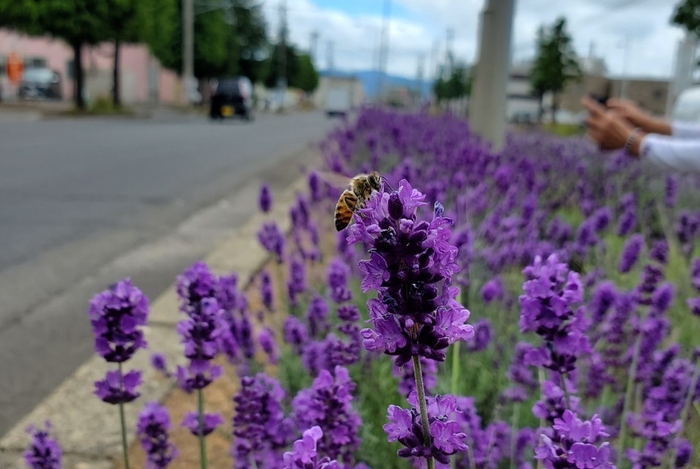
[429, 39, 440, 83]
[326, 40, 335, 72]
[468, 0, 515, 150]
[309, 30, 319, 65]
[620, 36, 630, 99]
[276, 0, 287, 110]
[377, 0, 391, 100]
[445, 28, 454, 76]
[416, 53, 425, 104]
[182, 0, 194, 104]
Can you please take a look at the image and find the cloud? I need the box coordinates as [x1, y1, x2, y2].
[263, 0, 685, 79]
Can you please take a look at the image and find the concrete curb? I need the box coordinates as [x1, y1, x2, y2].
[0, 174, 307, 468]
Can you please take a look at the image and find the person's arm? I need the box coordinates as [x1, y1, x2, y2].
[606, 98, 672, 135]
[636, 134, 700, 172]
[670, 121, 700, 139]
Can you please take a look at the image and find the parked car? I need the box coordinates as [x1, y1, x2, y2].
[209, 77, 253, 121]
[18, 68, 62, 100]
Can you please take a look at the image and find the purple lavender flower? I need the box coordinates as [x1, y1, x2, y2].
[282, 426, 341, 469]
[385, 393, 468, 465]
[651, 282, 674, 314]
[480, 277, 504, 303]
[619, 234, 644, 273]
[618, 209, 637, 237]
[287, 256, 306, 308]
[467, 318, 492, 352]
[232, 374, 292, 468]
[452, 396, 510, 469]
[181, 412, 223, 437]
[589, 281, 619, 324]
[258, 327, 279, 365]
[259, 183, 272, 213]
[176, 297, 225, 366]
[519, 254, 589, 376]
[257, 222, 286, 263]
[176, 361, 223, 393]
[88, 279, 149, 363]
[691, 258, 700, 291]
[137, 402, 178, 469]
[24, 422, 61, 469]
[217, 273, 247, 315]
[348, 180, 473, 366]
[292, 366, 361, 462]
[536, 410, 613, 469]
[260, 270, 274, 311]
[176, 262, 218, 311]
[309, 171, 322, 202]
[327, 258, 352, 304]
[650, 239, 669, 265]
[306, 294, 329, 337]
[94, 369, 142, 404]
[593, 206, 612, 232]
[150, 353, 170, 378]
[665, 174, 678, 208]
[504, 342, 538, 402]
[283, 316, 309, 355]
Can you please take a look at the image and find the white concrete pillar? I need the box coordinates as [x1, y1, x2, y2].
[468, 0, 516, 150]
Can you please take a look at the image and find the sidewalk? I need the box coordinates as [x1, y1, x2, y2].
[0, 168, 309, 469]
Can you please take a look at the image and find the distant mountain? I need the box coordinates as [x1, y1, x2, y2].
[320, 69, 433, 99]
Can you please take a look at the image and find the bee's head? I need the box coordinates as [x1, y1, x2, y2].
[368, 171, 382, 191]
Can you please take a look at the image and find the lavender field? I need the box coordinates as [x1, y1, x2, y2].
[26, 109, 700, 469]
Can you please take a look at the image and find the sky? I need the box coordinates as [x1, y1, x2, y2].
[260, 0, 686, 80]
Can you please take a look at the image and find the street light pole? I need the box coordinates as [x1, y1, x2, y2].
[182, 0, 195, 103]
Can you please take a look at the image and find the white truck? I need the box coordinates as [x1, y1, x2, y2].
[325, 86, 352, 117]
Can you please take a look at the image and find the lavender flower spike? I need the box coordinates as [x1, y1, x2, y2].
[259, 183, 272, 213]
[282, 426, 341, 469]
[137, 402, 178, 469]
[24, 422, 61, 469]
[618, 234, 644, 274]
[348, 180, 473, 366]
[88, 278, 149, 363]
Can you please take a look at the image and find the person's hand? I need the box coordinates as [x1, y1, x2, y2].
[606, 98, 649, 127]
[581, 96, 645, 155]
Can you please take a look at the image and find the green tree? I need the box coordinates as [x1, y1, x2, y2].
[530, 17, 581, 123]
[433, 64, 470, 102]
[294, 53, 319, 93]
[230, 0, 268, 83]
[104, 0, 145, 107]
[0, 0, 110, 110]
[264, 43, 301, 89]
[145, 0, 229, 78]
[671, 0, 700, 36]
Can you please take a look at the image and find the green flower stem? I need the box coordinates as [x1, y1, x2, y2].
[617, 328, 644, 460]
[412, 355, 435, 469]
[117, 363, 131, 469]
[669, 359, 700, 468]
[198, 388, 208, 469]
[450, 340, 461, 469]
[510, 402, 520, 469]
[451, 341, 461, 398]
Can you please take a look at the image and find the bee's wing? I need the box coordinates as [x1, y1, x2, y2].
[313, 170, 353, 189]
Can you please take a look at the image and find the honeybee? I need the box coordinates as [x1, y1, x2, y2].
[315, 171, 383, 231]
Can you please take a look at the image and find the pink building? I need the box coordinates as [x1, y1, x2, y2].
[0, 29, 182, 104]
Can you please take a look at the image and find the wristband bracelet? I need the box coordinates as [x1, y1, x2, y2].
[623, 128, 642, 155]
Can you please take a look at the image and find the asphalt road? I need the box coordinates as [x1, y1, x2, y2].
[0, 110, 336, 435]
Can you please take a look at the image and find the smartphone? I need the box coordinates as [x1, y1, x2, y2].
[589, 94, 608, 107]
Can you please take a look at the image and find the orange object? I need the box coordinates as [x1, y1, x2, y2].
[7, 53, 23, 84]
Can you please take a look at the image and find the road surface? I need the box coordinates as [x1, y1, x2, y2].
[0, 110, 336, 435]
